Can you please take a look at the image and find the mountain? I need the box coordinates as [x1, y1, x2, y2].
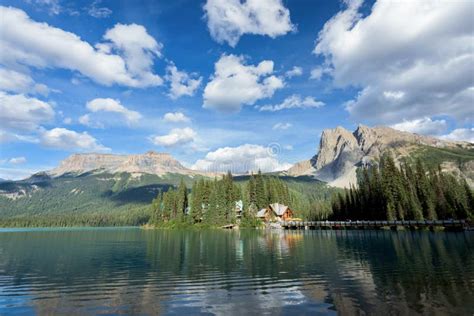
[50, 151, 203, 177]
[0, 151, 334, 227]
[0, 151, 210, 226]
[286, 125, 474, 188]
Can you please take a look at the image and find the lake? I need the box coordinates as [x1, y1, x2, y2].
[0, 228, 473, 315]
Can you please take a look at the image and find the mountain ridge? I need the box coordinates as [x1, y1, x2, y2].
[50, 150, 211, 177]
[285, 125, 474, 188]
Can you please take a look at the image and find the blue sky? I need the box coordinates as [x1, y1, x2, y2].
[0, 0, 473, 179]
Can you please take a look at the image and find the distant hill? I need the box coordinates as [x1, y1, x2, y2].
[285, 125, 474, 188]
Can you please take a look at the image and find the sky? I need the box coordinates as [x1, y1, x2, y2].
[0, 0, 473, 179]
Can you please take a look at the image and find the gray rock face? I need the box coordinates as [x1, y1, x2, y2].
[50, 151, 203, 177]
[287, 125, 473, 188]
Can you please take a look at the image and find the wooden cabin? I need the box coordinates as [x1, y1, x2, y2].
[257, 203, 294, 222]
[269, 203, 294, 221]
[257, 208, 272, 222]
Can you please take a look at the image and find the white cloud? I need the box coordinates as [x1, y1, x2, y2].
[391, 117, 447, 136]
[259, 94, 324, 112]
[8, 157, 27, 164]
[63, 117, 72, 124]
[0, 67, 50, 95]
[0, 6, 162, 88]
[41, 127, 110, 151]
[203, 54, 284, 113]
[203, 0, 295, 47]
[86, 98, 141, 124]
[440, 128, 474, 143]
[28, 0, 62, 15]
[309, 67, 326, 80]
[163, 112, 191, 123]
[192, 144, 292, 174]
[0, 91, 55, 130]
[101, 23, 163, 85]
[0, 130, 38, 144]
[151, 127, 196, 147]
[314, 0, 474, 124]
[78, 114, 95, 127]
[272, 122, 292, 130]
[165, 64, 202, 100]
[283, 144, 293, 151]
[285, 66, 302, 78]
[87, 0, 112, 18]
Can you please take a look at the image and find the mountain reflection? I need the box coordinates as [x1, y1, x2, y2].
[0, 228, 473, 315]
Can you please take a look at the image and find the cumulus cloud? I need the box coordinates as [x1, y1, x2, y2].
[151, 127, 196, 147]
[259, 94, 324, 112]
[203, 54, 284, 113]
[203, 0, 295, 47]
[285, 66, 302, 78]
[41, 127, 109, 151]
[272, 122, 292, 130]
[0, 91, 55, 130]
[165, 64, 202, 100]
[8, 157, 27, 164]
[0, 68, 50, 95]
[192, 144, 292, 174]
[163, 112, 191, 123]
[0, 6, 162, 88]
[440, 128, 474, 143]
[86, 98, 141, 124]
[314, 0, 474, 124]
[391, 117, 448, 136]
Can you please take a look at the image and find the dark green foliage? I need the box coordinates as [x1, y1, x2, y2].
[0, 170, 340, 227]
[331, 155, 474, 221]
[149, 172, 338, 227]
[0, 172, 206, 227]
[151, 173, 240, 226]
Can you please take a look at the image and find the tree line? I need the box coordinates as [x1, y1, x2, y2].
[149, 171, 331, 227]
[331, 155, 474, 221]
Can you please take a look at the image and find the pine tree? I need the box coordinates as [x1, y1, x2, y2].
[150, 191, 162, 224]
[463, 179, 474, 219]
[415, 159, 437, 220]
[176, 179, 188, 221]
[190, 180, 203, 223]
[255, 170, 267, 209]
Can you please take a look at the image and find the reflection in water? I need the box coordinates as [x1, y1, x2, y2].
[0, 228, 473, 315]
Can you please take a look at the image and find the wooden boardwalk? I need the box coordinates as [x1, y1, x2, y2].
[281, 219, 468, 231]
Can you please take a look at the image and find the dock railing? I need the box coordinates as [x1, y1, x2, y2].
[280, 219, 467, 230]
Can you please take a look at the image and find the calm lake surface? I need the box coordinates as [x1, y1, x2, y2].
[0, 228, 473, 315]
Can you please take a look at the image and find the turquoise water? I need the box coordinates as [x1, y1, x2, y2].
[0, 228, 473, 315]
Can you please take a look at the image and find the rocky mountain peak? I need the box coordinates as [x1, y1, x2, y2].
[50, 152, 199, 177]
[315, 126, 360, 170]
[286, 125, 473, 188]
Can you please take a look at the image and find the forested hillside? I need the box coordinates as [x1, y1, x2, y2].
[0, 172, 203, 227]
[0, 171, 337, 227]
[331, 155, 474, 221]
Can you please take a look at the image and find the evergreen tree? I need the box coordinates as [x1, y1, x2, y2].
[176, 179, 188, 221]
[255, 170, 267, 209]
